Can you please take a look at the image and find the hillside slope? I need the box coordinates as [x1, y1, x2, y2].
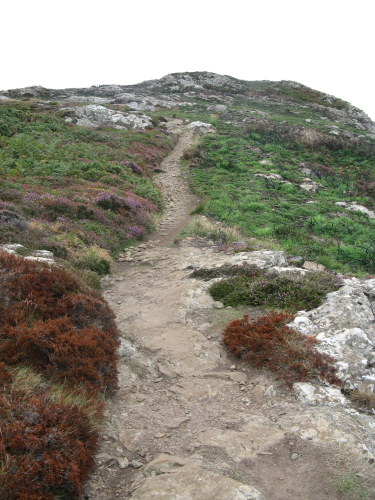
[3, 71, 374, 275]
[1, 73, 375, 499]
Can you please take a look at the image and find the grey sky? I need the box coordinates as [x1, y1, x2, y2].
[2, 0, 374, 120]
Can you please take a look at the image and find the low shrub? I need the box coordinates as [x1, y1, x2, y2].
[192, 264, 342, 312]
[0, 364, 103, 500]
[222, 312, 341, 386]
[0, 251, 119, 395]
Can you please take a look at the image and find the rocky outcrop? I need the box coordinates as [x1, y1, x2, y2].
[66, 95, 111, 104]
[207, 104, 227, 114]
[63, 105, 152, 130]
[110, 93, 193, 111]
[336, 201, 375, 219]
[292, 280, 375, 390]
[187, 121, 216, 134]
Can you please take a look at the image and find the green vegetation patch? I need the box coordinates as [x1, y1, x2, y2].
[192, 264, 343, 312]
[188, 121, 375, 274]
[0, 100, 175, 285]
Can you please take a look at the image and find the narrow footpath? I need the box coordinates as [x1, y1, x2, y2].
[84, 121, 374, 500]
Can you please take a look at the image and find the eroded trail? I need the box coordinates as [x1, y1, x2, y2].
[85, 122, 374, 500]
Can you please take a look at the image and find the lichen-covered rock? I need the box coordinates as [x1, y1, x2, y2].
[66, 95, 110, 104]
[181, 249, 288, 271]
[63, 105, 152, 130]
[292, 283, 375, 389]
[5, 85, 50, 98]
[207, 104, 227, 113]
[188, 121, 216, 133]
[294, 382, 347, 406]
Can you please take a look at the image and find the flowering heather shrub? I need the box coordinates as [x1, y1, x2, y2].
[192, 264, 343, 312]
[128, 161, 143, 175]
[95, 191, 143, 212]
[0, 364, 103, 500]
[222, 312, 341, 387]
[0, 103, 175, 284]
[0, 251, 119, 395]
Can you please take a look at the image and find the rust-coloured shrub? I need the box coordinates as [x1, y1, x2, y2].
[1, 317, 118, 395]
[222, 312, 341, 387]
[0, 251, 119, 395]
[0, 367, 102, 500]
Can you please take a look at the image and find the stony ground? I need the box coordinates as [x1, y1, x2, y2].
[84, 122, 375, 500]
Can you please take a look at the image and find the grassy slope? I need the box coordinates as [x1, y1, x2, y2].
[160, 87, 375, 275]
[1, 76, 375, 498]
[0, 100, 175, 286]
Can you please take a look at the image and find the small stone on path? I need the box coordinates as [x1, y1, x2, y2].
[131, 460, 143, 468]
[117, 457, 129, 469]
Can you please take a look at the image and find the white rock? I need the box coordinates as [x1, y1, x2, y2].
[24, 256, 55, 264]
[118, 457, 129, 469]
[33, 250, 54, 258]
[1, 244, 24, 254]
[264, 385, 277, 397]
[188, 121, 216, 133]
[294, 382, 347, 406]
[66, 95, 110, 104]
[207, 104, 227, 113]
[346, 203, 375, 219]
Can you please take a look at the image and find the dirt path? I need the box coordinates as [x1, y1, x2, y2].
[84, 122, 374, 500]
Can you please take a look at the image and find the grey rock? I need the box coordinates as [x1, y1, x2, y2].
[5, 85, 49, 98]
[213, 301, 224, 309]
[294, 383, 347, 407]
[33, 250, 54, 259]
[131, 460, 143, 469]
[264, 385, 277, 397]
[24, 256, 55, 264]
[63, 105, 152, 130]
[118, 457, 129, 469]
[188, 121, 216, 133]
[287, 255, 304, 264]
[291, 453, 299, 460]
[1, 244, 24, 254]
[207, 104, 227, 114]
[0, 212, 28, 231]
[302, 261, 326, 272]
[66, 95, 110, 104]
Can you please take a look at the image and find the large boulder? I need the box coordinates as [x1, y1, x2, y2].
[63, 105, 152, 130]
[188, 121, 216, 134]
[5, 86, 49, 98]
[207, 104, 228, 113]
[292, 283, 375, 389]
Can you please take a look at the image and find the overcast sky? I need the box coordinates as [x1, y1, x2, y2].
[2, 0, 374, 120]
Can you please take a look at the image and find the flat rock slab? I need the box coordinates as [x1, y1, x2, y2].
[131, 463, 263, 500]
[199, 416, 284, 462]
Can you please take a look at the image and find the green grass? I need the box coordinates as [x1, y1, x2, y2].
[192, 264, 343, 312]
[0, 100, 175, 286]
[187, 121, 375, 274]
